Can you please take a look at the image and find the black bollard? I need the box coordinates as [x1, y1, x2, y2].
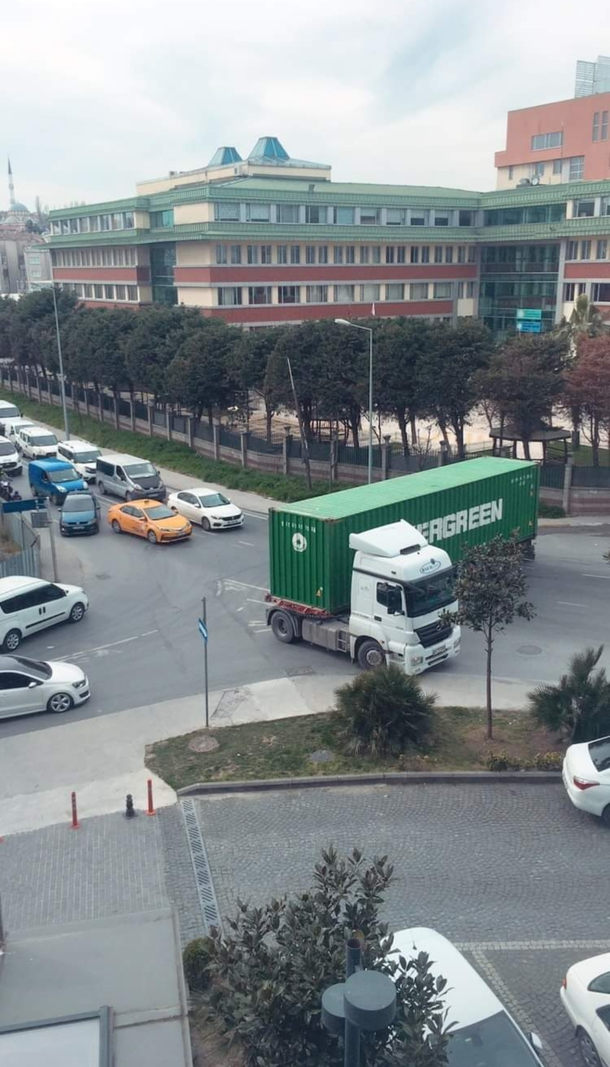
[125, 794, 136, 819]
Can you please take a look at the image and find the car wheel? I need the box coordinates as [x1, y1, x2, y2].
[2, 628, 21, 653]
[69, 602, 85, 623]
[270, 611, 295, 644]
[146, 529, 158, 544]
[357, 639, 386, 670]
[126, 491, 134, 501]
[201, 517, 211, 532]
[111, 519, 122, 534]
[578, 1029, 602, 1067]
[47, 691, 74, 714]
[98, 480, 107, 494]
[52, 494, 62, 506]
[601, 806, 610, 827]
[92, 523, 99, 535]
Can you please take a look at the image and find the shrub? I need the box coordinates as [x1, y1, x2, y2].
[183, 936, 216, 992]
[528, 646, 610, 743]
[485, 750, 518, 771]
[532, 751, 563, 771]
[332, 665, 436, 758]
[484, 750, 563, 771]
[538, 502, 566, 519]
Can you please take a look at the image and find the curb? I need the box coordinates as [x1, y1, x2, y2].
[177, 769, 561, 797]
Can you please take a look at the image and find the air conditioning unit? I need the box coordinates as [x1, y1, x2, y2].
[517, 178, 531, 186]
[530, 176, 541, 186]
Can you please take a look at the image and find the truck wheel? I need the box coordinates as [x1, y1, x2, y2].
[357, 639, 386, 670]
[271, 611, 295, 644]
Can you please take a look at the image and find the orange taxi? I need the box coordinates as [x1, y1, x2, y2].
[108, 498, 192, 544]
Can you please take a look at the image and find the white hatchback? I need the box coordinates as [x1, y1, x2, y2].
[0, 654, 90, 718]
[562, 736, 610, 826]
[17, 424, 59, 460]
[168, 487, 244, 531]
[0, 576, 89, 653]
[561, 952, 610, 1067]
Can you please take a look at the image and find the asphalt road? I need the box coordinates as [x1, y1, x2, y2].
[1, 461, 610, 737]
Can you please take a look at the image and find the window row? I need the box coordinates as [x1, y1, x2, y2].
[573, 197, 610, 217]
[52, 247, 138, 267]
[484, 203, 566, 226]
[214, 202, 477, 227]
[566, 239, 609, 261]
[217, 281, 471, 306]
[50, 211, 135, 235]
[63, 283, 139, 302]
[215, 243, 476, 266]
[564, 283, 588, 301]
[531, 131, 563, 151]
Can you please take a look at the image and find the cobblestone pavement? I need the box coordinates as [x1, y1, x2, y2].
[191, 782, 610, 1067]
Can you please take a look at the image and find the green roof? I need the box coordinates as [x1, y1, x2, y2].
[273, 458, 535, 521]
[224, 177, 480, 199]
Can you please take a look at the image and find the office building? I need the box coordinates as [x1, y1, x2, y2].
[575, 56, 610, 97]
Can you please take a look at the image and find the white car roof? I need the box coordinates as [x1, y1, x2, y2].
[0, 576, 45, 595]
[60, 438, 99, 450]
[175, 486, 225, 495]
[568, 952, 610, 986]
[391, 927, 502, 1028]
[20, 425, 55, 436]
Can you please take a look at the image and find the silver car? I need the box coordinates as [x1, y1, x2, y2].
[0, 655, 90, 718]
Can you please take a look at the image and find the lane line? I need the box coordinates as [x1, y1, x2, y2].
[246, 597, 265, 604]
[557, 601, 586, 607]
[238, 540, 255, 547]
[242, 511, 268, 520]
[64, 629, 160, 660]
[582, 573, 610, 579]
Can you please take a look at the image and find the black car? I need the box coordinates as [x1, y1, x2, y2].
[59, 491, 101, 536]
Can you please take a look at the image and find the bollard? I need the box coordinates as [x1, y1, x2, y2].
[146, 778, 156, 816]
[70, 791, 80, 830]
[125, 794, 136, 819]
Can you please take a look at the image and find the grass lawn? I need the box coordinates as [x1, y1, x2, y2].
[548, 440, 610, 467]
[145, 707, 562, 790]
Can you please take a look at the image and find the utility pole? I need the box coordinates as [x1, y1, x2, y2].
[287, 357, 312, 490]
[201, 596, 209, 728]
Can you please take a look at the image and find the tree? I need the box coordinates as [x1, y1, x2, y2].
[165, 318, 238, 423]
[8, 287, 78, 374]
[528, 646, 610, 744]
[124, 306, 201, 400]
[416, 318, 493, 458]
[448, 537, 535, 738]
[190, 846, 450, 1067]
[566, 335, 610, 466]
[374, 318, 428, 454]
[479, 333, 568, 459]
[333, 665, 436, 757]
[231, 327, 281, 441]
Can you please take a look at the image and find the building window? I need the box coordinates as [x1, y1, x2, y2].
[592, 283, 610, 302]
[593, 112, 600, 141]
[277, 245, 288, 264]
[569, 156, 585, 181]
[421, 246, 430, 263]
[104, 285, 115, 300]
[360, 208, 380, 225]
[334, 207, 355, 225]
[345, 246, 355, 264]
[597, 240, 608, 260]
[100, 215, 111, 231]
[410, 246, 419, 264]
[278, 285, 299, 304]
[277, 204, 299, 224]
[581, 240, 592, 260]
[396, 246, 406, 263]
[230, 245, 242, 265]
[553, 159, 563, 175]
[360, 284, 380, 302]
[386, 208, 406, 225]
[115, 285, 127, 301]
[434, 246, 443, 264]
[94, 285, 103, 299]
[459, 210, 474, 226]
[359, 246, 370, 264]
[247, 245, 259, 265]
[335, 284, 355, 302]
[445, 246, 454, 264]
[386, 246, 395, 264]
[83, 284, 93, 298]
[290, 245, 301, 264]
[111, 213, 123, 230]
[434, 282, 452, 299]
[318, 246, 328, 264]
[218, 287, 242, 306]
[305, 245, 316, 264]
[434, 211, 451, 227]
[386, 283, 404, 300]
[410, 283, 429, 300]
[508, 167, 514, 180]
[248, 286, 271, 304]
[531, 131, 563, 150]
[306, 285, 328, 303]
[215, 202, 240, 221]
[603, 111, 609, 140]
[564, 283, 576, 302]
[79, 217, 90, 233]
[457, 246, 466, 263]
[576, 200, 595, 217]
[409, 211, 427, 226]
[305, 205, 327, 224]
[127, 286, 138, 301]
[215, 244, 227, 265]
[372, 246, 381, 264]
[246, 203, 271, 222]
[333, 246, 344, 264]
[261, 245, 272, 265]
[150, 209, 174, 228]
[533, 162, 545, 177]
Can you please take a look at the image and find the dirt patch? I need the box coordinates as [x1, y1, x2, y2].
[0, 531, 21, 561]
[188, 734, 219, 753]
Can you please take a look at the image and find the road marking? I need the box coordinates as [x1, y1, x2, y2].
[246, 597, 265, 604]
[238, 540, 255, 547]
[66, 629, 160, 661]
[242, 511, 268, 520]
[582, 573, 610, 579]
[557, 601, 586, 607]
[222, 579, 268, 593]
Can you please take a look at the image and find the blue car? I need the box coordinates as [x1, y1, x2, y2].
[59, 490, 101, 536]
[28, 458, 87, 505]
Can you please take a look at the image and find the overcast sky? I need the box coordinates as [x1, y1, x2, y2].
[4, 0, 609, 210]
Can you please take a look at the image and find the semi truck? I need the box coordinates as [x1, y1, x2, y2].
[266, 457, 539, 675]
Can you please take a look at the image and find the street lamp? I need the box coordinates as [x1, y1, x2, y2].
[335, 318, 374, 483]
[321, 937, 396, 1067]
[37, 281, 70, 441]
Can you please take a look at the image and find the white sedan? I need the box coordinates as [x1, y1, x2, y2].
[562, 736, 610, 826]
[168, 487, 244, 531]
[561, 952, 610, 1067]
[0, 654, 90, 718]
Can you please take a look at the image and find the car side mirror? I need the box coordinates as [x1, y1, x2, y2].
[28, 681, 38, 689]
[171, 506, 178, 512]
[530, 1033, 543, 1053]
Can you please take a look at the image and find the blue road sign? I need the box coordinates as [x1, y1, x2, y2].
[197, 617, 208, 643]
[516, 320, 542, 333]
[2, 498, 44, 514]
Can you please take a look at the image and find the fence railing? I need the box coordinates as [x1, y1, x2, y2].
[0, 512, 40, 579]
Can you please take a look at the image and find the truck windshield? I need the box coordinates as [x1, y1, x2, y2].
[404, 567, 456, 618]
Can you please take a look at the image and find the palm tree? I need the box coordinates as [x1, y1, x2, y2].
[528, 646, 610, 743]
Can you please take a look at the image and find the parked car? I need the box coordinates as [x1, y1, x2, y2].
[391, 927, 545, 1065]
[96, 452, 166, 501]
[562, 736, 610, 826]
[168, 487, 244, 531]
[0, 400, 21, 434]
[29, 458, 87, 504]
[0, 437, 22, 477]
[561, 951, 610, 1067]
[57, 438, 102, 483]
[0, 576, 88, 653]
[108, 499, 192, 544]
[59, 490, 100, 536]
[0, 654, 90, 718]
[6, 416, 35, 446]
[17, 424, 59, 460]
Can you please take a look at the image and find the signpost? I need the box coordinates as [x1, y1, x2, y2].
[198, 599, 209, 728]
[516, 308, 543, 334]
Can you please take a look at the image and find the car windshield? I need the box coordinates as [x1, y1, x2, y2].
[73, 449, 100, 463]
[0, 406, 19, 419]
[64, 495, 94, 512]
[125, 462, 156, 477]
[11, 655, 52, 679]
[589, 737, 610, 772]
[0, 441, 15, 455]
[199, 493, 230, 508]
[52, 468, 81, 483]
[144, 504, 174, 520]
[32, 434, 57, 446]
[446, 1010, 541, 1067]
[404, 567, 456, 618]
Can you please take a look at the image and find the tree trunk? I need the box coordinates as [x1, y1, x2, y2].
[486, 638, 493, 740]
[265, 403, 273, 444]
[396, 411, 410, 456]
[523, 438, 531, 460]
[439, 420, 451, 452]
[410, 415, 418, 447]
[591, 417, 600, 467]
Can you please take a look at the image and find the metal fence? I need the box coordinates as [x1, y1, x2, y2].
[0, 513, 40, 579]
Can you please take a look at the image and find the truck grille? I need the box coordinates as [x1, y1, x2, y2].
[416, 620, 453, 648]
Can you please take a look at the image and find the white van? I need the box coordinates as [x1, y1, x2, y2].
[0, 437, 22, 477]
[57, 438, 102, 483]
[0, 576, 89, 653]
[96, 452, 166, 501]
[0, 400, 21, 434]
[17, 425, 59, 460]
[6, 417, 35, 445]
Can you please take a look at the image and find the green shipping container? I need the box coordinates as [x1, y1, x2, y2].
[269, 457, 539, 613]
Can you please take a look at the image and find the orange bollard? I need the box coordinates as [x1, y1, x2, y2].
[70, 791, 80, 829]
[146, 778, 156, 816]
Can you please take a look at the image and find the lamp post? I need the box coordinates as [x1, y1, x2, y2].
[335, 318, 374, 483]
[37, 281, 70, 441]
[321, 937, 396, 1067]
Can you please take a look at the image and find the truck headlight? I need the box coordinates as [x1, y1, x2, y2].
[411, 654, 424, 666]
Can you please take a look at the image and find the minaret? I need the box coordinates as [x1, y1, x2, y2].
[8, 157, 15, 207]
